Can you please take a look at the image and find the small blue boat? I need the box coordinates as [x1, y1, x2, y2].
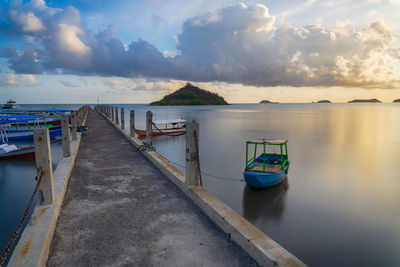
[243, 139, 290, 188]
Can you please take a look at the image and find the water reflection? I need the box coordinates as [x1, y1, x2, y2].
[243, 178, 289, 222]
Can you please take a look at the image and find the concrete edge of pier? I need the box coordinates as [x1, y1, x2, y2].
[99, 111, 306, 267]
[8, 115, 87, 267]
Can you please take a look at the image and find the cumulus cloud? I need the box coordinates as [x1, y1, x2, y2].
[0, 1, 399, 88]
[0, 74, 38, 86]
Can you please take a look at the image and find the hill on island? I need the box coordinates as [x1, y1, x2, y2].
[317, 100, 331, 103]
[393, 99, 400, 103]
[259, 100, 279, 104]
[150, 83, 229, 105]
[348, 99, 381, 103]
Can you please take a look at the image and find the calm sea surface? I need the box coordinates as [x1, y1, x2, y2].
[1, 103, 400, 266]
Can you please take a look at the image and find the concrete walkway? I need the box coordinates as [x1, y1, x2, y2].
[47, 110, 257, 266]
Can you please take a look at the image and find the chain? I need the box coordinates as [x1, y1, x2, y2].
[193, 130, 203, 186]
[0, 168, 45, 266]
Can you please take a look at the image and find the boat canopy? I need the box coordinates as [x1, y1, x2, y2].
[0, 119, 30, 124]
[247, 139, 287, 145]
[153, 119, 186, 125]
[0, 115, 40, 119]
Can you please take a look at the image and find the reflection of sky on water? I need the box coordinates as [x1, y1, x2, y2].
[121, 103, 400, 267]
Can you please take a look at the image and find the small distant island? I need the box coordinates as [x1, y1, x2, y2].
[348, 99, 381, 103]
[317, 100, 331, 103]
[259, 100, 279, 104]
[393, 99, 400, 103]
[150, 83, 229, 105]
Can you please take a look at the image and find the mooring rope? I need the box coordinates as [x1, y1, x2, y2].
[157, 151, 244, 183]
[0, 168, 45, 266]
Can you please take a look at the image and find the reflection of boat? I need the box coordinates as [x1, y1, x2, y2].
[135, 119, 186, 138]
[242, 178, 289, 221]
[1, 99, 20, 109]
[243, 139, 290, 188]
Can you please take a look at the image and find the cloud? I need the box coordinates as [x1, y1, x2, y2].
[0, 1, 399, 89]
[59, 80, 79, 87]
[0, 74, 38, 86]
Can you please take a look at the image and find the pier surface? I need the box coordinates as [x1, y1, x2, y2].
[47, 110, 256, 266]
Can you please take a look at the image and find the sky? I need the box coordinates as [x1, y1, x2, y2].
[0, 0, 399, 103]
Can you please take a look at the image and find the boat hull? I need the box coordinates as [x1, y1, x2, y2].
[7, 127, 62, 140]
[243, 169, 287, 188]
[134, 128, 186, 138]
[0, 139, 62, 159]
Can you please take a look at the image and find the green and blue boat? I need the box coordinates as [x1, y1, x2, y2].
[243, 139, 290, 188]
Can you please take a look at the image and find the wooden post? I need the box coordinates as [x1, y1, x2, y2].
[186, 120, 200, 187]
[146, 111, 153, 147]
[130, 110, 135, 137]
[112, 106, 115, 122]
[121, 108, 125, 130]
[61, 115, 71, 157]
[34, 128, 54, 204]
[71, 111, 77, 140]
[115, 107, 119, 125]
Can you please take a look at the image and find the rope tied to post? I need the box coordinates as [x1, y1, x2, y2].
[0, 168, 45, 266]
[194, 130, 203, 186]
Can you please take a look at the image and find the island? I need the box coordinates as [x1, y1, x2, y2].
[317, 100, 331, 103]
[259, 100, 279, 104]
[150, 83, 229, 105]
[348, 99, 381, 103]
[393, 99, 400, 103]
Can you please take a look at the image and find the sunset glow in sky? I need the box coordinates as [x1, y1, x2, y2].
[0, 0, 399, 103]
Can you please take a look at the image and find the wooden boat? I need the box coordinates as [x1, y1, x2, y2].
[0, 127, 62, 159]
[1, 125, 62, 140]
[243, 139, 290, 188]
[0, 139, 62, 159]
[135, 119, 186, 138]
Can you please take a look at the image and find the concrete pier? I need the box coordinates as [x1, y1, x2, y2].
[46, 110, 256, 266]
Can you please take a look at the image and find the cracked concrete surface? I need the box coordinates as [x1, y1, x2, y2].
[47, 110, 257, 267]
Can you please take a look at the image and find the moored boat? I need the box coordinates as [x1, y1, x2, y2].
[0, 139, 62, 159]
[243, 139, 290, 188]
[1, 99, 20, 109]
[135, 119, 186, 138]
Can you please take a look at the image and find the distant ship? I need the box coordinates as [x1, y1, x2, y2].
[1, 99, 20, 109]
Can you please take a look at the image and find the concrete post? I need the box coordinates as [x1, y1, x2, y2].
[34, 128, 54, 204]
[61, 115, 71, 157]
[146, 111, 153, 147]
[115, 107, 119, 125]
[112, 106, 115, 122]
[130, 110, 135, 137]
[121, 108, 125, 130]
[186, 120, 200, 187]
[71, 111, 77, 140]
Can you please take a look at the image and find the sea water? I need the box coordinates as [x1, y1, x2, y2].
[1, 103, 400, 266]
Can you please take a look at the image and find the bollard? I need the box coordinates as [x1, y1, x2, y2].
[34, 128, 54, 204]
[130, 110, 135, 137]
[186, 120, 200, 187]
[121, 108, 125, 130]
[146, 111, 153, 147]
[61, 115, 71, 157]
[71, 111, 77, 140]
[112, 106, 115, 122]
[115, 106, 119, 125]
